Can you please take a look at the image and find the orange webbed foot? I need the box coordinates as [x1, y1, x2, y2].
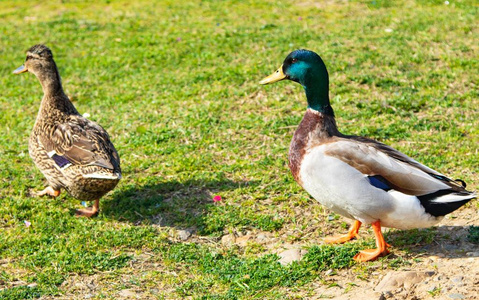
[353, 220, 390, 262]
[31, 186, 61, 198]
[324, 234, 359, 244]
[324, 220, 362, 244]
[353, 247, 390, 262]
[75, 199, 99, 218]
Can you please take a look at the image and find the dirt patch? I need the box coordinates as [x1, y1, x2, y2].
[282, 204, 479, 299]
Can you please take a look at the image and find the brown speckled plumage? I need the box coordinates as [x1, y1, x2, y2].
[17, 44, 121, 213]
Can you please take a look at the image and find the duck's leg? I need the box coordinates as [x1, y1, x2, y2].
[324, 220, 362, 244]
[75, 199, 99, 218]
[353, 220, 390, 262]
[32, 186, 61, 198]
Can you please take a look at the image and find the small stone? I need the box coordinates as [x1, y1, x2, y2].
[451, 276, 463, 284]
[444, 284, 453, 291]
[466, 251, 479, 257]
[427, 285, 437, 292]
[177, 229, 192, 241]
[27, 283, 37, 288]
[449, 293, 465, 299]
[86, 281, 96, 290]
[357, 291, 384, 299]
[375, 271, 435, 292]
[221, 233, 236, 247]
[235, 235, 251, 247]
[119, 289, 137, 298]
[382, 291, 393, 299]
[84, 294, 94, 299]
[324, 269, 333, 276]
[278, 249, 305, 265]
[256, 233, 267, 242]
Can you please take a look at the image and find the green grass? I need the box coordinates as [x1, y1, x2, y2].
[0, 0, 477, 299]
[168, 243, 362, 299]
[467, 226, 479, 244]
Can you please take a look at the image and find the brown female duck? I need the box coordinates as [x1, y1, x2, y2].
[14, 44, 121, 217]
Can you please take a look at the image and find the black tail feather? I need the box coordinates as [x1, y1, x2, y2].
[418, 189, 474, 217]
[455, 179, 467, 188]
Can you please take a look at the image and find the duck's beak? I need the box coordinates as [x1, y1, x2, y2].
[13, 65, 28, 74]
[259, 65, 286, 85]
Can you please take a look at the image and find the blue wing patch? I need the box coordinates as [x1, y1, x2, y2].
[51, 154, 71, 168]
[367, 175, 392, 191]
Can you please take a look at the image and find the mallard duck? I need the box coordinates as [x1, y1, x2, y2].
[260, 49, 476, 261]
[14, 44, 121, 217]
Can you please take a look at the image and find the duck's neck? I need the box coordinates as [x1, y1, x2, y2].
[37, 62, 64, 97]
[36, 62, 78, 115]
[302, 65, 334, 116]
[295, 108, 341, 144]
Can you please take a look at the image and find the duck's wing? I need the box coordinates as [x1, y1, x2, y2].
[323, 136, 475, 216]
[38, 115, 120, 171]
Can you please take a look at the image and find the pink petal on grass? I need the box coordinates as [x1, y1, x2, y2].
[213, 195, 222, 202]
[24, 220, 31, 227]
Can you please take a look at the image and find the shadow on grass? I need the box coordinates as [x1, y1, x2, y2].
[101, 177, 260, 232]
[385, 225, 478, 258]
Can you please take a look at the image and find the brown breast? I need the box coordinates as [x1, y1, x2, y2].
[288, 109, 340, 185]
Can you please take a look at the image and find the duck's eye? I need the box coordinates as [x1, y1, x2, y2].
[291, 58, 298, 63]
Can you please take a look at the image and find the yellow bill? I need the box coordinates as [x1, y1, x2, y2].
[13, 65, 28, 74]
[259, 65, 286, 85]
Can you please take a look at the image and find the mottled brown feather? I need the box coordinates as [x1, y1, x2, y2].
[21, 44, 121, 201]
[39, 115, 118, 170]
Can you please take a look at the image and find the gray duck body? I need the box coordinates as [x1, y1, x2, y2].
[261, 49, 475, 261]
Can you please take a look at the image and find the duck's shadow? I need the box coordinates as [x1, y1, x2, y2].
[385, 225, 478, 258]
[101, 177, 258, 230]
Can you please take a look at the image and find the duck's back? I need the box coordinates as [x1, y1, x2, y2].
[29, 109, 121, 200]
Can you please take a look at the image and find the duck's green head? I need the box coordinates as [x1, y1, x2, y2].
[260, 49, 331, 114]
